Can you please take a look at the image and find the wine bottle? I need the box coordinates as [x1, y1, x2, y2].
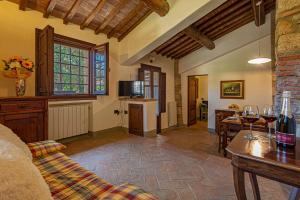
[276, 91, 296, 148]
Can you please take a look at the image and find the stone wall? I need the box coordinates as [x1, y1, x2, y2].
[275, 0, 300, 134]
[174, 59, 184, 126]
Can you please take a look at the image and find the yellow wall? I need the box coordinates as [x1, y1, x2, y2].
[0, 1, 176, 132]
[0, 1, 119, 96]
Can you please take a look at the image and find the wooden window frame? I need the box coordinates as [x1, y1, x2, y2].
[35, 28, 109, 100]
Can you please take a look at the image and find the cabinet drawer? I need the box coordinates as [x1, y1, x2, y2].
[0, 101, 44, 113]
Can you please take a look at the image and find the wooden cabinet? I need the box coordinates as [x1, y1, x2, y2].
[0, 97, 48, 143]
[128, 103, 143, 136]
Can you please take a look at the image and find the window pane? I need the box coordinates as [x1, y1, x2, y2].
[54, 73, 60, 83]
[62, 74, 70, 83]
[80, 58, 88, 67]
[61, 45, 70, 54]
[71, 56, 79, 65]
[54, 52, 60, 62]
[61, 64, 70, 73]
[71, 48, 79, 56]
[61, 54, 70, 64]
[54, 63, 60, 73]
[54, 42, 90, 95]
[71, 65, 79, 74]
[54, 44, 60, 53]
[153, 72, 159, 86]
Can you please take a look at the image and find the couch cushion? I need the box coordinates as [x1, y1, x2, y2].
[0, 123, 32, 160]
[100, 183, 158, 200]
[0, 140, 53, 200]
[33, 152, 114, 200]
[27, 140, 66, 158]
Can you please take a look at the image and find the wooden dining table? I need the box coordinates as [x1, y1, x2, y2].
[221, 117, 266, 157]
[227, 130, 300, 200]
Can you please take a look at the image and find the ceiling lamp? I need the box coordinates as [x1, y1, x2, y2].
[248, 0, 271, 65]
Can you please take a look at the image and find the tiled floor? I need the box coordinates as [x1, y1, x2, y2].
[62, 121, 291, 200]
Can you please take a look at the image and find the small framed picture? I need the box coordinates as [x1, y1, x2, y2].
[220, 80, 244, 99]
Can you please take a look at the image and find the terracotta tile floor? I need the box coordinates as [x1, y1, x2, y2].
[62, 121, 291, 200]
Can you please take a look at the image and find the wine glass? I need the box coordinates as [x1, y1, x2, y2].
[242, 105, 260, 140]
[262, 105, 277, 139]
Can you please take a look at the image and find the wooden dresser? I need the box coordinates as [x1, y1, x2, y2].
[0, 97, 48, 143]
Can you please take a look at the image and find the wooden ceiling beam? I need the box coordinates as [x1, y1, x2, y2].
[183, 26, 215, 50]
[19, 0, 28, 11]
[95, 0, 129, 34]
[63, 0, 82, 24]
[107, 1, 145, 39]
[203, 4, 251, 35]
[208, 11, 252, 37]
[44, 0, 57, 18]
[140, 0, 169, 17]
[194, 0, 240, 27]
[163, 38, 192, 57]
[118, 9, 152, 41]
[166, 40, 197, 58]
[155, 33, 183, 54]
[251, 0, 265, 26]
[80, 0, 107, 30]
[159, 35, 189, 55]
[198, 0, 249, 31]
[173, 43, 201, 59]
[211, 15, 253, 40]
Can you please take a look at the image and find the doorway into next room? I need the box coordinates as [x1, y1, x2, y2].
[187, 75, 208, 129]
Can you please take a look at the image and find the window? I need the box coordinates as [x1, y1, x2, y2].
[93, 44, 109, 95]
[53, 44, 89, 95]
[35, 25, 109, 99]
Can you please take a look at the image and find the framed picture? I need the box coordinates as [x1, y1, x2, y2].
[220, 80, 244, 99]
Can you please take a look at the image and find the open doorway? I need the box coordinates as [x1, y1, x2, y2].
[188, 75, 208, 128]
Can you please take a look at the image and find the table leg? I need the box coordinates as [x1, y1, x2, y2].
[223, 125, 228, 157]
[249, 173, 261, 200]
[233, 166, 247, 200]
[289, 187, 300, 200]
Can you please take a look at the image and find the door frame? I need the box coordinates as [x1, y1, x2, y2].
[187, 74, 208, 126]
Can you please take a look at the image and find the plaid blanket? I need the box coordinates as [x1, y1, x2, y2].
[33, 152, 157, 200]
[28, 140, 66, 157]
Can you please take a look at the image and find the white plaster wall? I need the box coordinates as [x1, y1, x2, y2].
[115, 54, 176, 130]
[181, 36, 273, 130]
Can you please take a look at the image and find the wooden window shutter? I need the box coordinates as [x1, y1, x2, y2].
[160, 72, 166, 113]
[35, 25, 54, 96]
[138, 68, 144, 81]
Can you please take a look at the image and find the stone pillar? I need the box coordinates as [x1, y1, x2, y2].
[275, 0, 300, 135]
[174, 59, 184, 126]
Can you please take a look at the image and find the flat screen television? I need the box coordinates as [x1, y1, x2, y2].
[118, 81, 144, 97]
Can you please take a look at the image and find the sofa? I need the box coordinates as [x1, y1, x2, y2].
[0, 124, 157, 200]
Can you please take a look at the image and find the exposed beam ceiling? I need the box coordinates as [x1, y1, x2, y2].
[80, 0, 107, 30]
[153, 0, 275, 59]
[44, 0, 57, 18]
[183, 27, 215, 50]
[141, 0, 169, 16]
[251, 0, 266, 26]
[63, 0, 82, 24]
[95, 0, 129, 34]
[8, 0, 169, 40]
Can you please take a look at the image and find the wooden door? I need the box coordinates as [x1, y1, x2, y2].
[188, 76, 198, 126]
[129, 104, 143, 136]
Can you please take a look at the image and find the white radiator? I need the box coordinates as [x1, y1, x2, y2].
[48, 103, 90, 140]
[168, 101, 177, 127]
